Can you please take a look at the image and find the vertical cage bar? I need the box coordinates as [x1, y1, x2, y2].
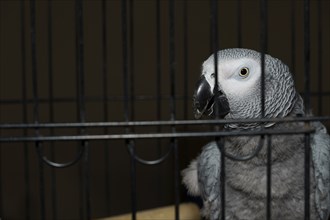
[129, 0, 135, 121]
[79, 163, 84, 219]
[128, 4, 137, 217]
[183, 0, 188, 121]
[168, 0, 176, 121]
[0, 143, 2, 218]
[30, 0, 46, 219]
[101, 0, 111, 215]
[121, 0, 137, 219]
[211, 1, 219, 116]
[21, 0, 31, 219]
[75, 0, 90, 219]
[317, 0, 322, 115]
[210, 1, 225, 220]
[260, 0, 270, 218]
[155, 0, 163, 205]
[168, 0, 179, 219]
[220, 141, 225, 220]
[30, 0, 39, 123]
[121, 0, 128, 120]
[290, 0, 296, 77]
[75, 0, 85, 122]
[210, 1, 219, 111]
[0, 144, 1, 216]
[129, 142, 137, 220]
[156, 0, 161, 124]
[304, 134, 311, 220]
[182, 0, 189, 190]
[76, 0, 84, 217]
[260, 0, 267, 118]
[266, 135, 272, 220]
[47, 1, 57, 219]
[209, 0, 215, 54]
[122, 0, 130, 122]
[303, 0, 311, 219]
[237, 0, 242, 48]
[83, 142, 91, 220]
[303, 0, 311, 113]
[0, 19, 2, 207]
[0, 125, 2, 215]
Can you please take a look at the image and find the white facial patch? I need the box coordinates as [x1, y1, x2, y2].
[202, 57, 261, 98]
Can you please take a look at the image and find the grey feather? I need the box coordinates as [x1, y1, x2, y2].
[197, 142, 221, 220]
[181, 159, 200, 196]
[311, 122, 330, 219]
[182, 48, 330, 220]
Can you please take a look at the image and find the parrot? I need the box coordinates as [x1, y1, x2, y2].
[182, 48, 330, 220]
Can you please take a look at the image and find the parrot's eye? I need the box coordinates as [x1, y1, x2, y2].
[210, 73, 215, 78]
[239, 67, 249, 78]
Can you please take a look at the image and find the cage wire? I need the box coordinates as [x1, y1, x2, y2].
[0, 0, 329, 220]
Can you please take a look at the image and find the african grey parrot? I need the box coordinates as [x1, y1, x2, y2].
[182, 48, 330, 220]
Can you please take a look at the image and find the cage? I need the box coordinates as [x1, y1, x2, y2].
[0, 0, 329, 220]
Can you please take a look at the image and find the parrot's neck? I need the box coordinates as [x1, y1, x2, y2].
[286, 93, 305, 117]
[224, 92, 305, 130]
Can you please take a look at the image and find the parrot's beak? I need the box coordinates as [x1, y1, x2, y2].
[193, 75, 230, 119]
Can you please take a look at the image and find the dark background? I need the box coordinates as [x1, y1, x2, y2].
[0, 0, 329, 219]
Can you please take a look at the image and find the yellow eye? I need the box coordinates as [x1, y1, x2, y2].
[239, 67, 249, 77]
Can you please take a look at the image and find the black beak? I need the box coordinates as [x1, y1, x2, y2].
[193, 75, 230, 119]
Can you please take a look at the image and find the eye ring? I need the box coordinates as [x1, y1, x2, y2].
[239, 67, 249, 78]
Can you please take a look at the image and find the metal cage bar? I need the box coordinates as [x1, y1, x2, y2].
[74, 1, 91, 219]
[210, 0, 223, 219]
[20, 0, 31, 219]
[291, 0, 296, 78]
[29, 1, 47, 219]
[100, 0, 111, 216]
[303, 0, 311, 219]
[260, 0, 271, 219]
[47, 1, 58, 219]
[0, 0, 329, 220]
[121, 0, 137, 220]
[168, 0, 180, 219]
[237, 0, 242, 48]
[317, 0, 323, 116]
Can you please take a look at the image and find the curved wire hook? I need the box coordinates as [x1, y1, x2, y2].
[36, 142, 86, 168]
[217, 135, 265, 161]
[127, 141, 174, 165]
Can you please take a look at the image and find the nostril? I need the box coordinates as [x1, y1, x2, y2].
[213, 89, 224, 96]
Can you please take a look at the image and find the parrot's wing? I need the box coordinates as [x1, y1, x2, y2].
[311, 122, 330, 220]
[198, 141, 222, 219]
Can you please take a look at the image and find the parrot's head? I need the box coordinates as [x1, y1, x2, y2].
[193, 48, 300, 127]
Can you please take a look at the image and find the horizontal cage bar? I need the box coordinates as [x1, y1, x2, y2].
[0, 116, 329, 129]
[0, 128, 315, 143]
